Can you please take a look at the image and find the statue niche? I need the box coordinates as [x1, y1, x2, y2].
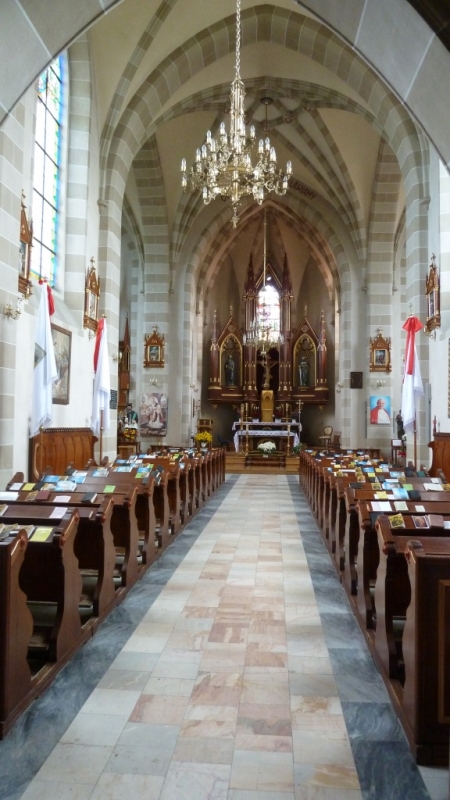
[224, 352, 236, 386]
[299, 354, 310, 386]
[295, 335, 315, 389]
[220, 333, 241, 390]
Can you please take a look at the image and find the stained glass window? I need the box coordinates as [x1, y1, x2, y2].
[31, 58, 63, 285]
[257, 283, 280, 333]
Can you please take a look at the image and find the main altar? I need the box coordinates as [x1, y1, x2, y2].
[208, 249, 329, 430]
[232, 421, 300, 453]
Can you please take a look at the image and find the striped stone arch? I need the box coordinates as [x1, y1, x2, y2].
[101, 4, 427, 207]
[65, 37, 92, 314]
[132, 136, 171, 335]
[176, 197, 352, 440]
[122, 197, 145, 285]
[100, 0, 180, 178]
[120, 212, 143, 399]
[168, 77, 381, 267]
[197, 205, 339, 309]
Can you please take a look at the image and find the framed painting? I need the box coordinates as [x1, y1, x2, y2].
[350, 371, 363, 389]
[425, 254, 440, 334]
[369, 395, 391, 425]
[144, 326, 165, 368]
[51, 324, 71, 404]
[139, 392, 168, 437]
[83, 258, 100, 335]
[369, 328, 391, 373]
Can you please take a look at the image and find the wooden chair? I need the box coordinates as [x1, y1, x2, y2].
[331, 431, 341, 451]
[319, 425, 333, 449]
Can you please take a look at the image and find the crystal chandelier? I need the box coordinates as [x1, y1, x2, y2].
[243, 208, 284, 351]
[181, 0, 292, 228]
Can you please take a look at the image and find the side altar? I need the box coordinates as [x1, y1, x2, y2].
[208, 250, 329, 417]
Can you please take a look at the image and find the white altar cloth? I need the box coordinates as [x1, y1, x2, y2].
[233, 429, 300, 452]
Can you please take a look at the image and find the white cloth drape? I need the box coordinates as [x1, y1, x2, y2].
[30, 284, 57, 437]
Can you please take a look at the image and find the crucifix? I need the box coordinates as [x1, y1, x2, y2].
[257, 347, 276, 389]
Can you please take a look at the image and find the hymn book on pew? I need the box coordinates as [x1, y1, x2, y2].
[412, 515, 429, 529]
[30, 527, 54, 542]
[389, 513, 405, 528]
[0, 524, 34, 539]
[25, 491, 39, 502]
[81, 493, 98, 504]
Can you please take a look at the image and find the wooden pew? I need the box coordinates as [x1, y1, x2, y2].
[0, 528, 33, 737]
[373, 519, 450, 764]
[0, 500, 116, 621]
[9, 469, 152, 585]
[374, 515, 450, 678]
[139, 458, 182, 537]
[18, 511, 82, 663]
[178, 459, 193, 525]
[347, 487, 450, 629]
[403, 538, 450, 765]
[149, 467, 170, 550]
[76, 480, 141, 587]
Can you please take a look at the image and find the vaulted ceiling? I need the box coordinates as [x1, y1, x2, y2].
[5, 0, 450, 299]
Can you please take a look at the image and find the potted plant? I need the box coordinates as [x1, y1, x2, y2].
[257, 441, 277, 457]
[194, 431, 213, 450]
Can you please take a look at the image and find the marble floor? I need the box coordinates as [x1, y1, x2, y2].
[0, 475, 448, 800]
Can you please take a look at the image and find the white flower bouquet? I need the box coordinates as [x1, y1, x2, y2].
[257, 441, 276, 454]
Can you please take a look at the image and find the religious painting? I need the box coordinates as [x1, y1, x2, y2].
[139, 392, 167, 437]
[83, 259, 100, 335]
[19, 192, 33, 298]
[51, 324, 71, 405]
[350, 371, 363, 389]
[369, 328, 391, 372]
[448, 339, 450, 418]
[369, 395, 391, 425]
[144, 326, 165, 368]
[425, 254, 440, 334]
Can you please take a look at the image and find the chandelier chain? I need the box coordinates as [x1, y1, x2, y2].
[180, 0, 292, 227]
[236, 0, 241, 78]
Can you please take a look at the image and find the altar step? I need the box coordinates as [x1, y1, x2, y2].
[225, 451, 299, 474]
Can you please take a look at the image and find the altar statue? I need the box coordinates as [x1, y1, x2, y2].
[224, 354, 236, 386]
[299, 355, 310, 386]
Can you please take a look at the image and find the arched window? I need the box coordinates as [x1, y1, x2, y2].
[257, 282, 280, 333]
[31, 57, 63, 286]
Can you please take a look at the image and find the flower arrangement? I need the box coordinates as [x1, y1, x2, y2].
[194, 431, 212, 445]
[257, 441, 276, 454]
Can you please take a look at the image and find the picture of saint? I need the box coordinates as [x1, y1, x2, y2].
[139, 392, 168, 436]
[51, 325, 71, 404]
[89, 292, 97, 319]
[370, 396, 391, 425]
[429, 292, 435, 318]
[149, 346, 159, 362]
[375, 349, 386, 365]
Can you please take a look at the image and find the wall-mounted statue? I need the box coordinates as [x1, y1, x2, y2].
[299, 354, 310, 386]
[224, 353, 236, 386]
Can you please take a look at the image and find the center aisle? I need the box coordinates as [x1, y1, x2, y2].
[1, 475, 440, 799]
